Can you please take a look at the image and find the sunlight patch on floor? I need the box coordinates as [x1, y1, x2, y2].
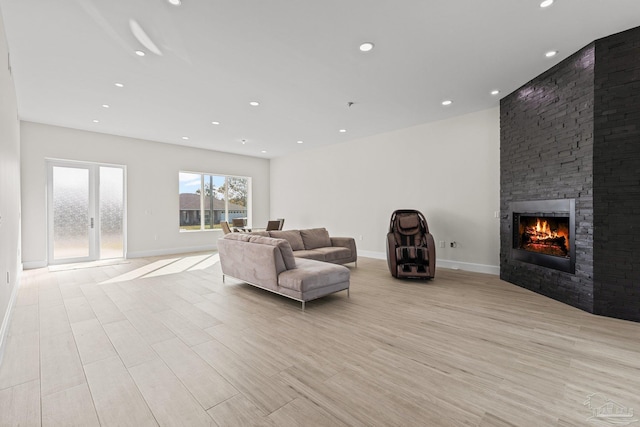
[144, 254, 212, 277]
[100, 253, 219, 284]
[188, 253, 220, 271]
[49, 258, 129, 271]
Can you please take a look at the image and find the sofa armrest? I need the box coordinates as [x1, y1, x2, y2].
[218, 236, 286, 291]
[330, 237, 355, 250]
[330, 237, 357, 264]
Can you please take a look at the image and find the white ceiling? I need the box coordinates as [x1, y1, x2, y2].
[1, 0, 639, 159]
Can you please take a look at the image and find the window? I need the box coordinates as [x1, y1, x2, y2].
[179, 172, 250, 231]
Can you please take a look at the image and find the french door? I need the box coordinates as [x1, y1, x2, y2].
[47, 160, 125, 264]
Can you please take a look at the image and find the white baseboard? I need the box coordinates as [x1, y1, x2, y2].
[127, 244, 217, 259]
[0, 268, 21, 367]
[436, 259, 499, 275]
[26, 248, 498, 275]
[358, 250, 387, 260]
[358, 250, 499, 275]
[23, 260, 47, 269]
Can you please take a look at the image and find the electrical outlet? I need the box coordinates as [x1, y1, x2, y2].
[439, 241, 445, 248]
[359, 235, 363, 241]
[450, 241, 458, 248]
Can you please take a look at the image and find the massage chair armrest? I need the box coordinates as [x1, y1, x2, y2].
[386, 232, 398, 276]
[425, 232, 436, 277]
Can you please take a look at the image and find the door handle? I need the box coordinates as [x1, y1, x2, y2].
[90, 218, 94, 229]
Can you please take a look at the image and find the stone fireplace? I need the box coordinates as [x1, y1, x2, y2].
[500, 26, 640, 322]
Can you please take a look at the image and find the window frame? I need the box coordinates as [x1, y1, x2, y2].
[178, 171, 251, 232]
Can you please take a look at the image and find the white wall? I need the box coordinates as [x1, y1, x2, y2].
[21, 122, 270, 267]
[271, 108, 500, 274]
[0, 7, 21, 360]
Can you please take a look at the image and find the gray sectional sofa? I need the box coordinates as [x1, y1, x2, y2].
[251, 228, 357, 266]
[218, 233, 350, 309]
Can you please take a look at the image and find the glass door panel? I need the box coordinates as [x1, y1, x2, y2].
[99, 166, 124, 259]
[51, 166, 91, 261]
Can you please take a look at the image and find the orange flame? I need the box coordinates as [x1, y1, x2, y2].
[524, 217, 570, 251]
[535, 219, 555, 238]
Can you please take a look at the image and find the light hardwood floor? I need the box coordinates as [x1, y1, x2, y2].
[1, 254, 639, 426]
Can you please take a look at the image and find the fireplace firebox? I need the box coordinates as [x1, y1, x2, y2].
[510, 199, 575, 273]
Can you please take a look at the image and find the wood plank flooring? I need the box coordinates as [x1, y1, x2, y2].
[1, 254, 639, 426]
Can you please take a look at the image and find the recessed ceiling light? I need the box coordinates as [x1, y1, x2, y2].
[241, 139, 247, 144]
[135, 50, 146, 57]
[114, 83, 124, 88]
[102, 104, 110, 108]
[545, 50, 558, 58]
[359, 42, 374, 52]
[181, 136, 189, 140]
[441, 100, 453, 106]
[92, 119, 99, 123]
[261, 150, 267, 153]
[249, 101, 260, 106]
[540, 0, 554, 7]
[339, 129, 347, 133]
[297, 140, 303, 144]
[491, 90, 500, 96]
[211, 121, 220, 125]
[168, 0, 181, 5]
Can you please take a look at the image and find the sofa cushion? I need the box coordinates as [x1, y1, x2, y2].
[269, 230, 305, 251]
[311, 247, 352, 263]
[248, 236, 297, 270]
[278, 259, 350, 292]
[248, 230, 270, 237]
[300, 228, 332, 250]
[292, 249, 325, 261]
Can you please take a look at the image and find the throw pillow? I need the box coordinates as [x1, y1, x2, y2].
[300, 228, 332, 250]
[268, 230, 305, 251]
